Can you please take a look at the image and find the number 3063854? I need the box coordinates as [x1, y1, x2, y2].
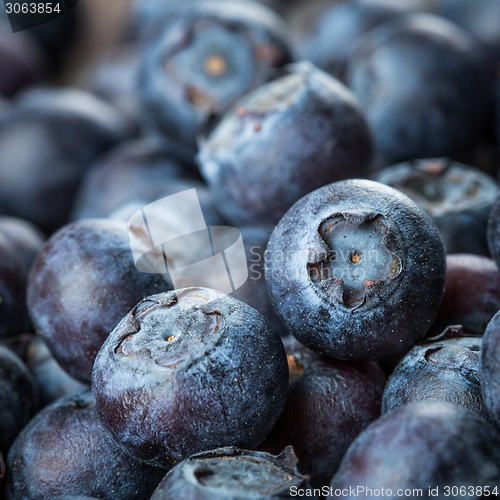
[5, 3, 61, 14]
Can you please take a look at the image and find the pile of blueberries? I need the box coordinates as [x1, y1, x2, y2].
[1, 0, 500, 498]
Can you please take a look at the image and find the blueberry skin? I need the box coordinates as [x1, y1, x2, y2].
[348, 13, 491, 166]
[436, 0, 500, 62]
[0, 233, 31, 339]
[480, 311, 500, 427]
[0, 216, 44, 274]
[0, 344, 39, 454]
[295, 0, 404, 81]
[130, 0, 285, 36]
[262, 346, 386, 487]
[0, 218, 44, 338]
[265, 179, 446, 361]
[382, 337, 488, 419]
[487, 192, 500, 268]
[92, 287, 289, 468]
[0, 32, 47, 98]
[6, 391, 165, 500]
[150, 446, 310, 499]
[0, 450, 5, 498]
[0, 88, 134, 233]
[329, 402, 500, 497]
[198, 61, 373, 226]
[430, 254, 500, 336]
[71, 137, 198, 221]
[375, 158, 499, 255]
[27, 219, 170, 383]
[51, 497, 99, 500]
[86, 44, 143, 127]
[137, 1, 291, 152]
[497, 69, 500, 174]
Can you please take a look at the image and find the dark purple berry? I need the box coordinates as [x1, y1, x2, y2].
[262, 341, 386, 486]
[6, 391, 164, 500]
[329, 402, 500, 497]
[0, 344, 39, 454]
[137, 1, 291, 152]
[150, 446, 310, 499]
[71, 137, 198, 221]
[265, 179, 446, 361]
[27, 219, 170, 383]
[198, 61, 373, 226]
[0, 88, 135, 233]
[376, 158, 499, 255]
[430, 254, 500, 336]
[92, 287, 288, 468]
[348, 13, 491, 166]
[480, 311, 500, 427]
[383, 336, 487, 419]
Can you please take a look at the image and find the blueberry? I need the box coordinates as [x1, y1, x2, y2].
[150, 446, 310, 499]
[293, 0, 404, 81]
[382, 336, 487, 419]
[0, 344, 39, 455]
[265, 179, 446, 361]
[262, 339, 386, 487]
[27, 219, 170, 383]
[348, 13, 492, 166]
[480, 310, 500, 427]
[71, 137, 199, 221]
[92, 287, 289, 468]
[137, 1, 291, 152]
[375, 158, 499, 255]
[430, 254, 500, 336]
[6, 391, 165, 499]
[329, 402, 500, 497]
[198, 61, 373, 226]
[0, 88, 135, 233]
